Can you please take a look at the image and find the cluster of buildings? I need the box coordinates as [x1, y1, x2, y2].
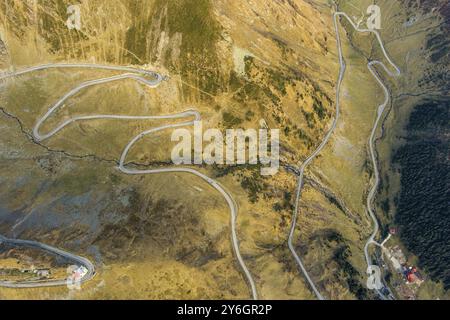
[21, 267, 51, 279]
[387, 245, 423, 285]
[403, 266, 424, 286]
[384, 244, 425, 300]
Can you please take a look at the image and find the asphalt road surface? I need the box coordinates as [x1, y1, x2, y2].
[0, 64, 258, 299]
[286, 9, 400, 300]
[0, 234, 95, 288]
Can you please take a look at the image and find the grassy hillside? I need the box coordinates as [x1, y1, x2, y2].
[3, 0, 444, 300]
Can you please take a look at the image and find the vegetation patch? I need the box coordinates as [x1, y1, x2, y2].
[393, 100, 450, 289]
[222, 111, 243, 128]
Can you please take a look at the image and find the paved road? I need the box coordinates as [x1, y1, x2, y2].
[287, 9, 400, 300]
[335, 11, 400, 299]
[0, 63, 163, 82]
[0, 234, 95, 288]
[331, 10, 401, 267]
[286, 8, 349, 301]
[0, 12, 400, 299]
[0, 63, 258, 299]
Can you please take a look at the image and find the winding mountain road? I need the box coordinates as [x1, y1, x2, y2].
[0, 63, 258, 299]
[332, 11, 400, 284]
[0, 8, 400, 300]
[0, 234, 95, 288]
[287, 9, 400, 300]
